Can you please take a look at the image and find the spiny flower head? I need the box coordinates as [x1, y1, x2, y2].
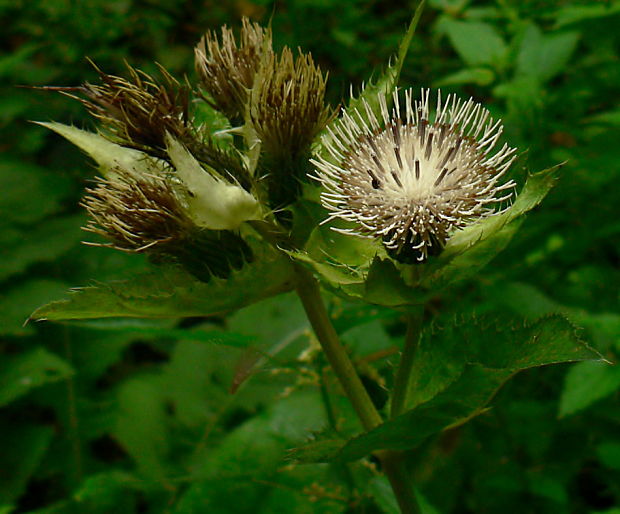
[313, 88, 517, 262]
[251, 47, 333, 208]
[251, 47, 332, 161]
[81, 168, 191, 253]
[51, 63, 253, 192]
[81, 166, 254, 282]
[75, 63, 191, 153]
[195, 17, 273, 123]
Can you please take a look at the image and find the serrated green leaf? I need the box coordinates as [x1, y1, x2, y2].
[0, 347, 73, 406]
[299, 316, 601, 462]
[30, 241, 294, 321]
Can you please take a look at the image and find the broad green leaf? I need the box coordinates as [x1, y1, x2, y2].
[73, 471, 140, 514]
[0, 158, 73, 225]
[442, 20, 507, 68]
[364, 257, 427, 306]
[29, 241, 294, 321]
[0, 425, 53, 504]
[299, 316, 600, 462]
[0, 215, 84, 282]
[558, 361, 620, 417]
[113, 377, 169, 482]
[0, 347, 73, 406]
[177, 391, 328, 513]
[554, 3, 620, 28]
[435, 67, 495, 87]
[516, 24, 579, 83]
[226, 292, 312, 393]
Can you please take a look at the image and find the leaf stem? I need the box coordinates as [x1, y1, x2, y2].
[391, 309, 424, 419]
[294, 263, 382, 431]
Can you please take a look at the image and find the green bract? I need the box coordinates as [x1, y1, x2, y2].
[165, 135, 261, 230]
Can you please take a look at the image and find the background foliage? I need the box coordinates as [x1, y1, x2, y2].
[2, 0, 619, 512]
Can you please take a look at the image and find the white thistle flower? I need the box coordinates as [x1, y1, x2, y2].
[312, 88, 517, 262]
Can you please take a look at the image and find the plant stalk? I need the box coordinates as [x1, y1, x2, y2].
[293, 263, 382, 431]
[293, 264, 422, 513]
[378, 450, 421, 514]
[390, 309, 424, 418]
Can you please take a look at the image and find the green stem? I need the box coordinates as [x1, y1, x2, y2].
[379, 450, 421, 514]
[390, 309, 424, 419]
[294, 264, 382, 431]
[293, 264, 422, 513]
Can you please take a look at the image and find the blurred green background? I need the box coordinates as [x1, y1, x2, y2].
[1, 0, 619, 512]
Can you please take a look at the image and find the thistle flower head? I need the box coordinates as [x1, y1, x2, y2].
[81, 167, 253, 282]
[81, 168, 191, 253]
[195, 17, 273, 123]
[76, 63, 191, 153]
[251, 47, 332, 161]
[251, 47, 333, 208]
[313, 88, 517, 262]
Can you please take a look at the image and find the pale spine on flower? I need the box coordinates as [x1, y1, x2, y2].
[312, 88, 517, 262]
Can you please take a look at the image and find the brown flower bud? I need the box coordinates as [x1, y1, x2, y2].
[195, 18, 272, 124]
[251, 48, 333, 208]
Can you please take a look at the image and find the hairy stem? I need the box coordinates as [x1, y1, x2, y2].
[391, 309, 424, 418]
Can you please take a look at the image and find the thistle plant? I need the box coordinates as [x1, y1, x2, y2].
[32, 6, 601, 513]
